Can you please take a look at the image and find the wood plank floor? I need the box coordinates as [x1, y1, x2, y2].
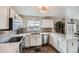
[22, 45, 58, 53]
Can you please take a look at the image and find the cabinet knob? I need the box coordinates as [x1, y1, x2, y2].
[72, 43, 74, 46]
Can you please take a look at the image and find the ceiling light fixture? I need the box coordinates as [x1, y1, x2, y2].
[39, 6, 48, 14]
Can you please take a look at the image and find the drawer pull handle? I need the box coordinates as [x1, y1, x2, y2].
[72, 43, 74, 46]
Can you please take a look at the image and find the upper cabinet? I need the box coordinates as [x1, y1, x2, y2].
[10, 8, 19, 20]
[10, 8, 23, 30]
[0, 6, 10, 30]
[10, 8, 15, 18]
[42, 19, 54, 28]
[0, 7, 23, 30]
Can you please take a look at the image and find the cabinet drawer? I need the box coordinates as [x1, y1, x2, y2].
[58, 43, 67, 52]
[68, 40, 78, 53]
[58, 39, 67, 53]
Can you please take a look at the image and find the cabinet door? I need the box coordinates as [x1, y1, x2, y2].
[57, 40, 62, 52]
[30, 35, 37, 46]
[57, 39, 67, 53]
[49, 35, 53, 45]
[42, 20, 49, 28]
[68, 40, 78, 53]
[66, 23, 76, 39]
[10, 8, 15, 18]
[10, 8, 19, 19]
[25, 35, 30, 48]
[36, 35, 42, 46]
[0, 43, 19, 53]
[42, 19, 54, 28]
[52, 36, 58, 49]
[0, 7, 10, 29]
[50, 34, 58, 49]
[49, 20, 54, 28]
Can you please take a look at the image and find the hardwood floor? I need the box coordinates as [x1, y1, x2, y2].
[22, 45, 59, 53]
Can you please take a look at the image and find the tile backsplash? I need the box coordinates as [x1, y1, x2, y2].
[41, 28, 52, 32]
[0, 30, 16, 37]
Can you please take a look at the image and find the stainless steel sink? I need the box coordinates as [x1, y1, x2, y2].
[31, 33, 40, 35]
[0, 36, 23, 44]
[9, 36, 23, 43]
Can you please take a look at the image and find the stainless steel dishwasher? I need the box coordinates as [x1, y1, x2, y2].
[42, 34, 49, 44]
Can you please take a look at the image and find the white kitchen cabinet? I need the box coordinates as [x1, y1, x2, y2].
[0, 42, 20, 53]
[42, 19, 54, 28]
[0, 7, 23, 30]
[0, 6, 10, 29]
[10, 8, 15, 18]
[50, 33, 78, 53]
[30, 35, 37, 46]
[24, 35, 30, 48]
[57, 41, 62, 52]
[10, 8, 19, 19]
[49, 35, 52, 45]
[49, 20, 54, 28]
[52, 36, 58, 49]
[30, 35, 42, 46]
[42, 20, 48, 28]
[66, 22, 76, 39]
[57, 39, 67, 53]
[50, 34, 58, 49]
[36, 35, 42, 46]
[10, 8, 23, 30]
[67, 39, 78, 53]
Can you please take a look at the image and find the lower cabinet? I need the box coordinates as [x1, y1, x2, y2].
[24, 34, 78, 53]
[24, 35, 42, 47]
[57, 39, 67, 53]
[67, 39, 78, 53]
[50, 34, 58, 49]
[57, 39, 78, 53]
[24, 35, 30, 47]
[50, 34, 78, 53]
[36, 35, 42, 46]
[30, 35, 37, 46]
[30, 35, 42, 46]
[0, 42, 20, 53]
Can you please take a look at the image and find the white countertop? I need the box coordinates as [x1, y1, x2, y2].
[11, 33, 31, 37]
[0, 31, 78, 44]
[0, 33, 31, 44]
[50, 32, 78, 41]
[5, 32, 78, 40]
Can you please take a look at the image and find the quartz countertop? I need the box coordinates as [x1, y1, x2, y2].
[0, 33, 29, 44]
[0, 31, 78, 44]
[51, 32, 78, 41]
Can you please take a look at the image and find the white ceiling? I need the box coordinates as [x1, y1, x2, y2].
[11, 6, 66, 17]
[12, 6, 79, 18]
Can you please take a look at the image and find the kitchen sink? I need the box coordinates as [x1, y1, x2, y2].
[0, 36, 23, 44]
[9, 36, 23, 43]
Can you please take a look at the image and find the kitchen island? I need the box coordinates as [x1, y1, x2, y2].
[0, 33, 30, 53]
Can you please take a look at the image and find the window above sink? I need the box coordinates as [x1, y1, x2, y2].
[27, 20, 41, 32]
